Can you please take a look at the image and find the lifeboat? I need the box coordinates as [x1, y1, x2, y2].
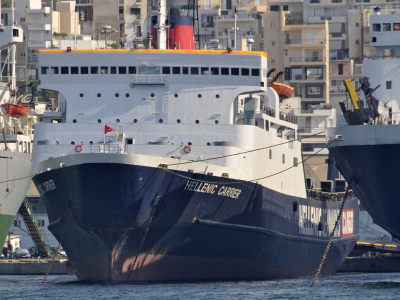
[271, 82, 294, 98]
[1, 103, 29, 117]
[267, 69, 294, 99]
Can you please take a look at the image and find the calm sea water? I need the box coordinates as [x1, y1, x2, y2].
[1, 273, 400, 299]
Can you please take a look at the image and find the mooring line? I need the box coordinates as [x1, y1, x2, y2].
[311, 178, 353, 287]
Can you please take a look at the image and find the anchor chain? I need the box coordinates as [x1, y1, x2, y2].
[311, 179, 353, 287]
[125, 196, 164, 282]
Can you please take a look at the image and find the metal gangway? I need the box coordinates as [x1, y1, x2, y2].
[18, 197, 50, 258]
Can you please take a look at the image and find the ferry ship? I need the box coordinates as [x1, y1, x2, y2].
[0, 22, 33, 247]
[31, 4, 358, 283]
[327, 12, 400, 238]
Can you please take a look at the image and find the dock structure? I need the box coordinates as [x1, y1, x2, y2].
[0, 259, 74, 275]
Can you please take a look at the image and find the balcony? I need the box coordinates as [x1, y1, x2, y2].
[329, 32, 347, 40]
[76, 0, 93, 4]
[28, 6, 51, 14]
[289, 57, 325, 63]
[285, 39, 326, 45]
[28, 40, 52, 48]
[28, 23, 51, 31]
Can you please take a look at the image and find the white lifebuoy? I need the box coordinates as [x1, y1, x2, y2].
[183, 145, 192, 153]
[75, 145, 83, 153]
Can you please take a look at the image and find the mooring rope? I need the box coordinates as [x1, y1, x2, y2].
[311, 178, 353, 287]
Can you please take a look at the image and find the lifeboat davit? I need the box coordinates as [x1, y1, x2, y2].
[1, 103, 29, 117]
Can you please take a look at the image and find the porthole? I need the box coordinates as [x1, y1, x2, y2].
[71, 141, 75, 145]
[174, 93, 178, 98]
[216, 94, 220, 98]
[207, 142, 211, 146]
[97, 93, 101, 97]
[115, 93, 119, 97]
[89, 141, 94, 145]
[151, 93, 155, 97]
[159, 119, 163, 123]
[177, 119, 181, 123]
[188, 142, 193, 145]
[79, 93, 84, 97]
[73, 119, 77, 123]
[195, 120, 199, 124]
[198, 94, 202, 98]
[133, 119, 138, 123]
[116, 119, 120, 123]
[215, 120, 219, 124]
[97, 119, 102, 123]
[125, 93, 130, 97]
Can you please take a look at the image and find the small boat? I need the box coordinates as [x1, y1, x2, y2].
[268, 70, 294, 99]
[271, 82, 294, 98]
[1, 103, 29, 117]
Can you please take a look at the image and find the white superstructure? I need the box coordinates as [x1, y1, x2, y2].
[33, 49, 306, 199]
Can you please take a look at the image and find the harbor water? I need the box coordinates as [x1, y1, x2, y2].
[1, 273, 400, 299]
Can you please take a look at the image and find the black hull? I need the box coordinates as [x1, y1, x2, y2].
[329, 143, 400, 238]
[33, 162, 358, 283]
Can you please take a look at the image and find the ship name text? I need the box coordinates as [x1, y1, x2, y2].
[37, 179, 57, 196]
[184, 180, 242, 199]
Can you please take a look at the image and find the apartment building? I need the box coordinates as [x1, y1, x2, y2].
[264, 7, 330, 109]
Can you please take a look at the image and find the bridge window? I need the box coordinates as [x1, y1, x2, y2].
[128, 66, 136, 74]
[211, 67, 219, 75]
[241, 68, 250, 76]
[81, 67, 89, 74]
[91, 66, 98, 74]
[201, 67, 209, 75]
[119, 66, 126, 74]
[221, 67, 229, 75]
[252, 69, 260, 76]
[231, 68, 239, 75]
[61, 66, 69, 74]
[191, 67, 199, 75]
[162, 66, 171, 74]
[100, 66, 108, 74]
[71, 67, 79, 74]
[172, 67, 180, 74]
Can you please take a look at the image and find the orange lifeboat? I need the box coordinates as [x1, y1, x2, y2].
[271, 82, 294, 98]
[1, 103, 29, 117]
[267, 69, 294, 99]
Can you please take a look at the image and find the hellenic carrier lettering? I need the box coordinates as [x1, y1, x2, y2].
[184, 180, 242, 199]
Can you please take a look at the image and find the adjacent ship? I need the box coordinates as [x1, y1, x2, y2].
[32, 3, 358, 283]
[327, 12, 400, 238]
[0, 23, 33, 247]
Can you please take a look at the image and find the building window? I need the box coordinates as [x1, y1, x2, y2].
[355, 40, 359, 45]
[130, 8, 140, 15]
[271, 21, 275, 28]
[338, 64, 343, 75]
[282, 154, 285, 164]
[372, 37, 377, 43]
[394, 23, 400, 31]
[271, 41, 276, 46]
[372, 24, 381, 31]
[271, 58, 276, 64]
[13, 220, 21, 227]
[383, 23, 391, 31]
[355, 22, 359, 27]
[386, 81, 392, 89]
[38, 220, 45, 227]
[20, 52, 25, 57]
[269, 149, 272, 159]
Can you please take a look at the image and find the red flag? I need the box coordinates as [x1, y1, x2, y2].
[104, 124, 115, 134]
